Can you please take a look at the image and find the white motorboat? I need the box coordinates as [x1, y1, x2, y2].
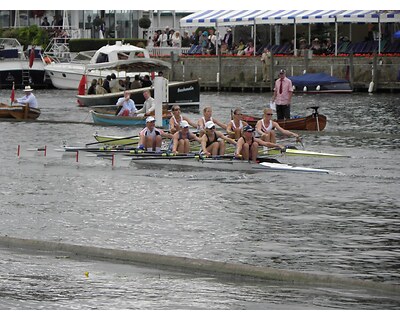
[0, 38, 48, 89]
[44, 41, 170, 90]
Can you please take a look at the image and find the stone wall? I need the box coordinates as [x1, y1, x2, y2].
[164, 54, 400, 92]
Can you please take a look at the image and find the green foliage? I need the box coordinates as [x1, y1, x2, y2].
[139, 17, 151, 29]
[0, 26, 50, 49]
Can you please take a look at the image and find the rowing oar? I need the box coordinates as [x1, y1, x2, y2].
[85, 135, 139, 147]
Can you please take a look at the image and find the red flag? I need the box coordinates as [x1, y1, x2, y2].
[29, 47, 35, 68]
[77, 74, 87, 106]
[10, 82, 15, 105]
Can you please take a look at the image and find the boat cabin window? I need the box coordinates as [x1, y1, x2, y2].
[117, 52, 129, 60]
[134, 52, 145, 57]
[96, 53, 109, 63]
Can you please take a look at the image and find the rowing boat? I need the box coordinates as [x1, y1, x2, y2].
[241, 107, 327, 131]
[0, 103, 41, 120]
[90, 106, 170, 127]
[128, 155, 330, 174]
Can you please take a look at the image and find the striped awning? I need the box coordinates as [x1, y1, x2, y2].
[180, 10, 400, 27]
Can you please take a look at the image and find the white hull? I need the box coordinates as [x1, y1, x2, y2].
[45, 63, 142, 90]
[129, 157, 330, 174]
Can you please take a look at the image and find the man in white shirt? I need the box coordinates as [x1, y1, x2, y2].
[116, 91, 137, 116]
[136, 90, 155, 117]
[14, 86, 38, 109]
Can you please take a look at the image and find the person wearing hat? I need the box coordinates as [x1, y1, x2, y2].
[169, 105, 197, 135]
[200, 121, 236, 157]
[223, 28, 233, 53]
[14, 86, 38, 109]
[115, 91, 137, 116]
[272, 69, 293, 120]
[171, 120, 202, 154]
[138, 116, 173, 152]
[235, 125, 283, 163]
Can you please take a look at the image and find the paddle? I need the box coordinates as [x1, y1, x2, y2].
[85, 135, 139, 147]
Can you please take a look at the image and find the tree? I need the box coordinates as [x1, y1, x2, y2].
[139, 17, 151, 39]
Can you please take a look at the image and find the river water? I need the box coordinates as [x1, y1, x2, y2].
[0, 89, 399, 310]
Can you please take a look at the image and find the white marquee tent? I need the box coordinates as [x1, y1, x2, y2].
[180, 10, 400, 55]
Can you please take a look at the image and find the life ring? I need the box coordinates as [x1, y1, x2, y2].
[43, 56, 53, 64]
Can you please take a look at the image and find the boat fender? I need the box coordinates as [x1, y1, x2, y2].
[292, 85, 296, 91]
[316, 85, 321, 91]
[368, 81, 374, 93]
[303, 86, 307, 92]
[43, 56, 52, 64]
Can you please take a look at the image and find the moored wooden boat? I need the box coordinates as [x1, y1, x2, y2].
[0, 102, 41, 120]
[90, 105, 170, 127]
[241, 107, 327, 131]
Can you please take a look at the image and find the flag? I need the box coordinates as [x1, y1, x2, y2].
[10, 82, 15, 105]
[29, 47, 35, 68]
[77, 74, 87, 106]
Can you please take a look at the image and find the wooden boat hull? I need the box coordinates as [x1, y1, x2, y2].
[90, 107, 170, 127]
[242, 113, 327, 131]
[0, 103, 41, 120]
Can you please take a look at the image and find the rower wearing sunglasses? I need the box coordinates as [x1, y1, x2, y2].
[255, 108, 300, 143]
[200, 121, 237, 157]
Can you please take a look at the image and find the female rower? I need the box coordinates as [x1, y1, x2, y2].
[172, 120, 202, 154]
[226, 108, 248, 140]
[138, 116, 173, 152]
[255, 108, 300, 143]
[197, 106, 227, 137]
[200, 121, 236, 156]
[169, 105, 197, 134]
[236, 125, 284, 163]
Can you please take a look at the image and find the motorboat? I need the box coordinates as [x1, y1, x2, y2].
[76, 79, 200, 109]
[0, 38, 48, 89]
[44, 41, 171, 90]
[288, 72, 353, 93]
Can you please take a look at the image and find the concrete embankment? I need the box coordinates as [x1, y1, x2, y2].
[1, 235, 399, 294]
[165, 54, 400, 93]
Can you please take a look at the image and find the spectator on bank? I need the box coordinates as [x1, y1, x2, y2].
[208, 29, 217, 55]
[41, 17, 50, 27]
[199, 31, 209, 55]
[157, 30, 168, 47]
[223, 28, 233, 53]
[182, 30, 191, 47]
[172, 31, 182, 48]
[244, 41, 254, 55]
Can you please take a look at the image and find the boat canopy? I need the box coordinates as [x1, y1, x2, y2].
[288, 73, 349, 86]
[86, 58, 171, 72]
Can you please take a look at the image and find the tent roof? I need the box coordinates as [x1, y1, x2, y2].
[180, 10, 400, 27]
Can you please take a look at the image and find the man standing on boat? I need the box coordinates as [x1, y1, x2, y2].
[272, 69, 293, 120]
[115, 91, 137, 116]
[13, 86, 38, 109]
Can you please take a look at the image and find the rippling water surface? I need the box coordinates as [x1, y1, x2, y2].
[0, 89, 399, 309]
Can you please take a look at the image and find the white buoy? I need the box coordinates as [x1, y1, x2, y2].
[303, 70, 307, 74]
[368, 81, 374, 93]
[303, 86, 307, 92]
[316, 85, 321, 91]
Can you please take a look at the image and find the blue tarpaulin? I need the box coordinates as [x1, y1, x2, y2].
[288, 73, 348, 87]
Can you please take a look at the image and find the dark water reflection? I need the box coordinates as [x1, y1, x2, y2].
[0, 90, 399, 309]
